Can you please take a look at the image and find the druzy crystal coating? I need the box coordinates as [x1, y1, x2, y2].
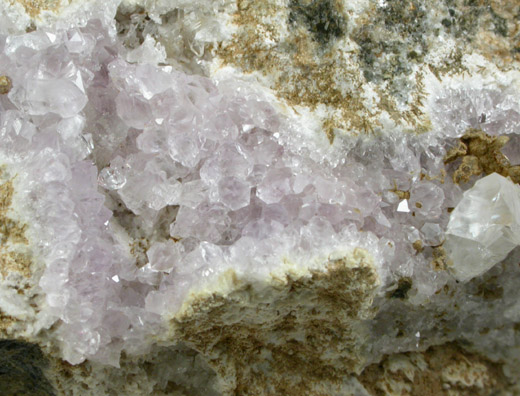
[1, 1, 520, 369]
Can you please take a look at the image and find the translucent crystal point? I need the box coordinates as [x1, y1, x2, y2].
[445, 173, 520, 282]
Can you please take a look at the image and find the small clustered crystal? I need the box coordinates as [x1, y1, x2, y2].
[1, 1, 520, 368]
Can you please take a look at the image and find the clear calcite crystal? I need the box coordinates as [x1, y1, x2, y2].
[445, 173, 520, 282]
[0, 0, 520, 395]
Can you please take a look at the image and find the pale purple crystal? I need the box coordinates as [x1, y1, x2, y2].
[0, 7, 519, 371]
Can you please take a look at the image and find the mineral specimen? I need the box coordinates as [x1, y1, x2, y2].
[0, 0, 519, 395]
[445, 173, 520, 282]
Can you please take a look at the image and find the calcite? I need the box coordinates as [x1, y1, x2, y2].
[0, 0, 519, 395]
[445, 173, 520, 282]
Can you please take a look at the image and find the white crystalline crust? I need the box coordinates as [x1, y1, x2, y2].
[0, 0, 520, 394]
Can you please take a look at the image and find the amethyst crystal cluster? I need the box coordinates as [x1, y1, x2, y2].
[1, 1, 520, 393]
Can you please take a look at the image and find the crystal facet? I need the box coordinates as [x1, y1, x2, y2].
[445, 173, 520, 282]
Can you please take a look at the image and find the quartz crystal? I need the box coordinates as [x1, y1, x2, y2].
[0, 0, 520, 394]
[445, 173, 520, 282]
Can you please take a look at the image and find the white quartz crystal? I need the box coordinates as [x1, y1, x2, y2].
[445, 173, 520, 282]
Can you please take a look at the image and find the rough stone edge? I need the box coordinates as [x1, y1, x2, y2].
[169, 247, 381, 395]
